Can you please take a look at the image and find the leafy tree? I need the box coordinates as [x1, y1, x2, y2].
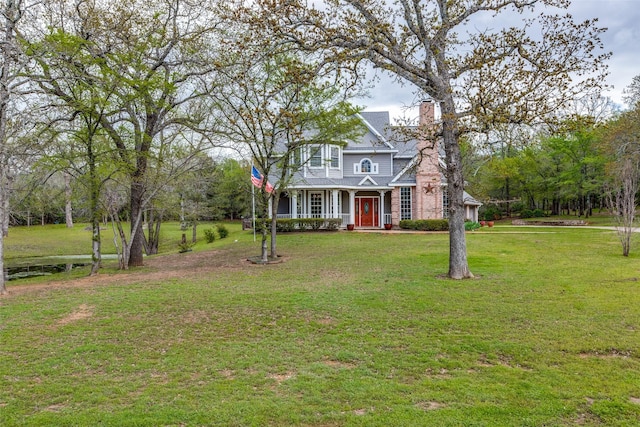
[541, 122, 605, 218]
[172, 153, 217, 244]
[24, 0, 223, 268]
[211, 16, 363, 262]
[25, 25, 126, 275]
[208, 158, 252, 221]
[263, 0, 610, 278]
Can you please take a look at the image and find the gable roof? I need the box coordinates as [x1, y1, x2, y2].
[356, 112, 395, 149]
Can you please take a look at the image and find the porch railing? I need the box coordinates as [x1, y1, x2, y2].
[274, 213, 392, 227]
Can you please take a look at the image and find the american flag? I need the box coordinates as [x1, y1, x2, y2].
[251, 166, 274, 193]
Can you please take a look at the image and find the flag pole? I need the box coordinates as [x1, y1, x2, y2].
[251, 181, 256, 242]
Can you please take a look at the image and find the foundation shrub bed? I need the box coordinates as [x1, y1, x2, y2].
[399, 219, 449, 231]
[273, 218, 341, 232]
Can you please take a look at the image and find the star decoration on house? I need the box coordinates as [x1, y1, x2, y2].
[423, 183, 434, 194]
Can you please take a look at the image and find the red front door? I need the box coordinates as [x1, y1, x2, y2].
[356, 197, 379, 227]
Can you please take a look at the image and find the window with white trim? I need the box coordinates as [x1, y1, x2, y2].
[354, 158, 379, 174]
[291, 147, 302, 168]
[329, 146, 340, 169]
[400, 187, 412, 220]
[309, 146, 322, 168]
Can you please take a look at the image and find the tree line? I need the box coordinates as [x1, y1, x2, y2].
[467, 89, 640, 225]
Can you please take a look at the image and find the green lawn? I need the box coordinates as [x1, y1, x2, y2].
[3, 221, 245, 266]
[1, 225, 640, 426]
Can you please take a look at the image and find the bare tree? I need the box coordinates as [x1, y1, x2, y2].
[0, 0, 31, 294]
[607, 158, 639, 257]
[602, 105, 640, 257]
[261, 0, 610, 278]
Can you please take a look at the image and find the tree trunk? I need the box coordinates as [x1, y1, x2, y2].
[270, 193, 278, 258]
[91, 215, 101, 275]
[108, 207, 129, 270]
[0, 175, 6, 294]
[89, 149, 101, 275]
[258, 192, 269, 263]
[0, 188, 6, 295]
[0, 0, 20, 295]
[192, 219, 197, 243]
[146, 209, 161, 256]
[261, 221, 269, 263]
[128, 180, 145, 267]
[1, 176, 8, 237]
[65, 172, 73, 228]
[441, 100, 473, 279]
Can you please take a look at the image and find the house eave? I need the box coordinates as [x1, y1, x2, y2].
[343, 149, 398, 154]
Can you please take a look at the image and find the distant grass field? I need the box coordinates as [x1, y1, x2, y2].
[3, 221, 246, 265]
[1, 224, 640, 426]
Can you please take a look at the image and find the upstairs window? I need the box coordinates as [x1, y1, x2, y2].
[288, 147, 302, 175]
[309, 146, 322, 168]
[354, 158, 379, 174]
[329, 146, 340, 169]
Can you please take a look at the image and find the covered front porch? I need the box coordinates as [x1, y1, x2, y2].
[275, 189, 393, 229]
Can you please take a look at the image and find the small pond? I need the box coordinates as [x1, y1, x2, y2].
[4, 255, 118, 281]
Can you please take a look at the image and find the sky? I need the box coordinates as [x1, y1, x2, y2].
[361, 0, 640, 121]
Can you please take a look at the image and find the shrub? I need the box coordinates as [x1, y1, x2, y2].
[532, 208, 547, 218]
[204, 228, 216, 243]
[480, 204, 502, 221]
[295, 219, 310, 231]
[309, 218, 324, 230]
[325, 218, 341, 230]
[465, 221, 481, 231]
[399, 219, 449, 231]
[273, 218, 341, 232]
[216, 224, 229, 239]
[520, 209, 535, 219]
[521, 208, 547, 219]
[178, 241, 194, 253]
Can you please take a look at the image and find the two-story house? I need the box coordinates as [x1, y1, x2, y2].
[271, 101, 481, 229]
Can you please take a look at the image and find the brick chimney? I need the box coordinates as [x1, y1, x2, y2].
[415, 100, 443, 219]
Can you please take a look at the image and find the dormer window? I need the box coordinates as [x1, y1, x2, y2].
[354, 158, 379, 174]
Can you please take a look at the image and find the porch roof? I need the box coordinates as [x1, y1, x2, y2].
[285, 175, 396, 190]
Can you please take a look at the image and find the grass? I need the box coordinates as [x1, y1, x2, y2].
[3, 220, 246, 266]
[1, 224, 640, 425]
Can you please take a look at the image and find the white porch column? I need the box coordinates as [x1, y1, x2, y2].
[302, 190, 307, 217]
[268, 198, 272, 219]
[349, 190, 356, 225]
[292, 192, 298, 219]
[332, 190, 339, 218]
[378, 190, 386, 228]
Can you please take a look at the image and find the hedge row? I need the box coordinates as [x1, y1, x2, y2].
[256, 218, 342, 232]
[399, 219, 449, 231]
